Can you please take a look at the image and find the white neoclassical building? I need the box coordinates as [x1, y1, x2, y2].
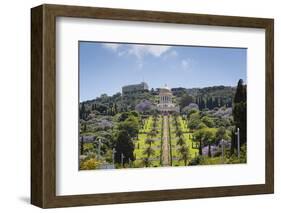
[157, 85, 180, 113]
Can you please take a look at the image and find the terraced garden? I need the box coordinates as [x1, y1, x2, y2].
[134, 115, 199, 168]
[133, 115, 163, 168]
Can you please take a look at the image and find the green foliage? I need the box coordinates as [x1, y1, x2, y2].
[227, 144, 247, 164]
[80, 136, 84, 155]
[80, 158, 99, 170]
[201, 116, 215, 128]
[143, 146, 155, 158]
[79, 102, 89, 120]
[188, 156, 202, 166]
[175, 129, 183, 137]
[117, 114, 139, 138]
[179, 93, 193, 109]
[145, 138, 154, 146]
[233, 79, 247, 146]
[117, 112, 131, 122]
[187, 108, 199, 119]
[83, 143, 94, 153]
[114, 130, 135, 164]
[203, 128, 216, 157]
[177, 145, 190, 166]
[234, 79, 246, 103]
[177, 137, 185, 146]
[193, 127, 217, 156]
[79, 83, 246, 169]
[142, 157, 152, 167]
[148, 130, 157, 138]
[216, 126, 230, 141]
[188, 112, 201, 130]
[197, 122, 207, 129]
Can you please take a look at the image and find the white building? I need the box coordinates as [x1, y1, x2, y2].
[157, 85, 180, 113]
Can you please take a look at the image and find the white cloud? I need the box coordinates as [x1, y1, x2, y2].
[102, 43, 121, 51]
[103, 43, 171, 58]
[102, 43, 173, 70]
[126, 44, 171, 59]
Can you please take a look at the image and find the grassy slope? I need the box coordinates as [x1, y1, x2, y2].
[134, 115, 203, 168]
[134, 116, 162, 167]
[171, 116, 199, 166]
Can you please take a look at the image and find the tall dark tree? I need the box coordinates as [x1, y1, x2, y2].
[234, 79, 247, 103]
[193, 129, 205, 155]
[214, 97, 219, 108]
[178, 145, 189, 166]
[114, 130, 135, 165]
[232, 79, 247, 148]
[206, 97, 213, 109]
[91, 103, 96, 111]
[200, 97, 206, 110]
[80, 102, 86, 119]
[179, 93, 193, 109]
[230, 130, 236, 154]
[114, 103, 118, 114]
[80, 136, 84, 155]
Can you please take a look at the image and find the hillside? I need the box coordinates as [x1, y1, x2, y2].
[80, 85, 237, 115]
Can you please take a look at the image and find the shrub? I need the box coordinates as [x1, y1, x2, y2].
[80, 158, 99, 170]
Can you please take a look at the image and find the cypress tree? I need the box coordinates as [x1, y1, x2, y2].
[234, 79, 246, 103]
[214, 97, 219, 108]
[201, 98, 206, 110]
[233, 79, 247, 146]
[80, 136, 84, 155]
[80, 102, 86, 119]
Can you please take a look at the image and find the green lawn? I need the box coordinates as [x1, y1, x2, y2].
[170, 115, 199, 166]
[134, 115, 200, 168]
[134, 116, 162, 167]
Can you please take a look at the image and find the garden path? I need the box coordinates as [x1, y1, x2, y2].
[161, 115, 171, 166]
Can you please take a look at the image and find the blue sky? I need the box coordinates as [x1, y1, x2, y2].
[79, 42, 246, 101]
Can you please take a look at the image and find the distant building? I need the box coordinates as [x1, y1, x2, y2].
[122, 82, 149, 95]
[157, 85, 180, 113]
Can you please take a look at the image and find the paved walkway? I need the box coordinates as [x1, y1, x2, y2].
[161, 115, 171, 166]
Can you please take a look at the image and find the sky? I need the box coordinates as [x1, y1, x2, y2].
[79, 42, 246, 101]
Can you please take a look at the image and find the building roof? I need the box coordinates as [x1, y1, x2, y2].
[159, 84, 171, 94]
[163, 84, 170, 90]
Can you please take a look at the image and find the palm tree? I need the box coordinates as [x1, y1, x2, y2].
[177, 136, 185, 146]
[148, 130, 157, 138]
[176, 129, 183, 138]
[151, 127, 158, 134]
[152, 122, 156, 129]
[178, 145, 189, 166]
[143, 146, 155, 158]
[193, 128, 206, 155]
[216, 127, 230, 142]
[203, 129, 216, 157]
[142, 157, 151, 167]
[145, 138, 154, 146]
